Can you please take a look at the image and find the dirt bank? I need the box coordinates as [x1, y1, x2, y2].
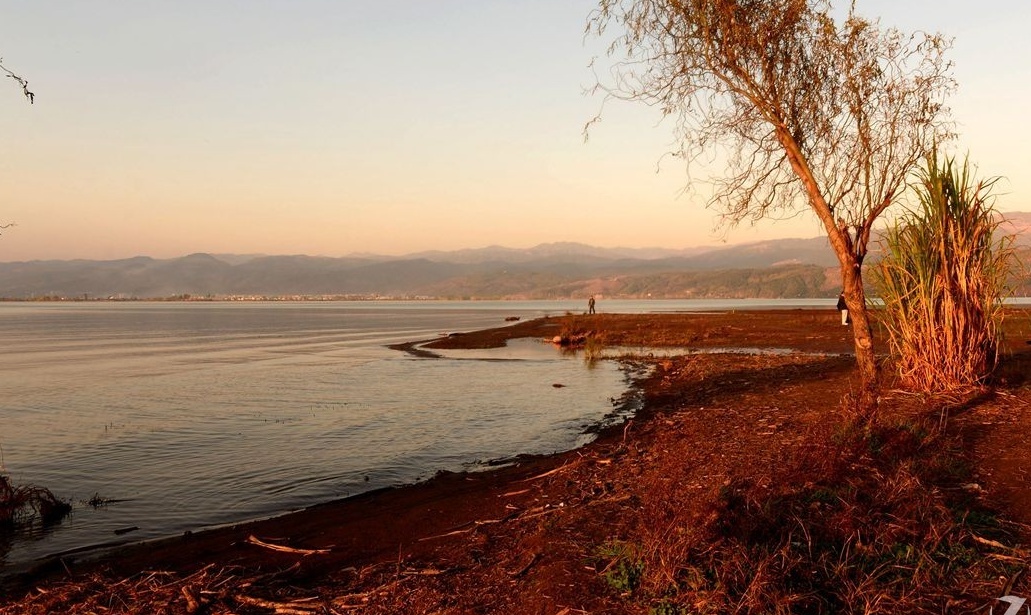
[3, 309, 1030, 614]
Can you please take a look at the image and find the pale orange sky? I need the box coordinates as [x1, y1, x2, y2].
[1, 1, 1028, 261]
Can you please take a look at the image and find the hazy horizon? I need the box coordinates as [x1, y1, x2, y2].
[0, 233, 831, 264]
[2, 1, 1029, 261]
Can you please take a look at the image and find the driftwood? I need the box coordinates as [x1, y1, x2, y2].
[234, 593, 321, 614]
[517, 461, 575, 483]
[245, 535, 330, 556]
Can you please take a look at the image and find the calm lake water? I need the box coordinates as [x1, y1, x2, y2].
[0, 299, 832, 570]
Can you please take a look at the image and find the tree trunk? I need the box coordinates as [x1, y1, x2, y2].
[841, 260, 879, 416]
[772, 130, 880, 414]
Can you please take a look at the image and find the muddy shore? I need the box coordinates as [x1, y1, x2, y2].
[3, 309, 1030, 614]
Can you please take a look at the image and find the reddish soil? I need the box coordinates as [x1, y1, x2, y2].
[2, 309, 1030, 614]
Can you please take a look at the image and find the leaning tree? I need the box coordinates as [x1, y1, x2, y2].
[588, 0, 954, 408]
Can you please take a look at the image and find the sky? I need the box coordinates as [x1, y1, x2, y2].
[1, 1, 1029, 261]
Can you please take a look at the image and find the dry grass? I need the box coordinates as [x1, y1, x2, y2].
[0, 564, 335, 615]
[875, 152, 1017, 391]
[759, 425, 995, 610]
[616, 396, 1023, 614]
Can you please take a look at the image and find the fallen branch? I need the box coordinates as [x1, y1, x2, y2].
[518, 462, 575, 483]
[235, 593, 319, 614]
[246, 534, 331, 556]
[417, 509, 522, 542]
[517, 504, 568, 522]
[417, 526, 476, 541]
[400, 568, 444, 576]
[417, 516, 509, 542]
[181, 585, 201, 614]
[501, 488, 531, 497]
[971, 533, 1027, 555]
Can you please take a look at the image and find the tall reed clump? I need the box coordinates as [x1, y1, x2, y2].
[874, 152, 1016, 391]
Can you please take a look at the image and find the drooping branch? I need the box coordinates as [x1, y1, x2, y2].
[1, 57, 32, 236]
[1, 59, 34, 104]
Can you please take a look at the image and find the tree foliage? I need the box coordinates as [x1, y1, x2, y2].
[587, 0, 955, 404]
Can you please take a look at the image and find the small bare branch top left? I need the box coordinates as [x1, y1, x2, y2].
[0, 58, 34, 103]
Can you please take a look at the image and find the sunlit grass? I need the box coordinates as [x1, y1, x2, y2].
[874, 152, 1017, 391]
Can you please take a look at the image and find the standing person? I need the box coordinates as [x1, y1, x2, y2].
[837, 293, 850, 326]
[588, 295, 596, 315]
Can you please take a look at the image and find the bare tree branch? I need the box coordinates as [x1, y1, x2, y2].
[0, 58, 35, 104]
[1, 57, 33, 236]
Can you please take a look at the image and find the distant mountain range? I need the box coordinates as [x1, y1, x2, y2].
[4, 212, 1030, 300]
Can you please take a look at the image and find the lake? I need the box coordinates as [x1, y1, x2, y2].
[0, 299, 832, 570]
